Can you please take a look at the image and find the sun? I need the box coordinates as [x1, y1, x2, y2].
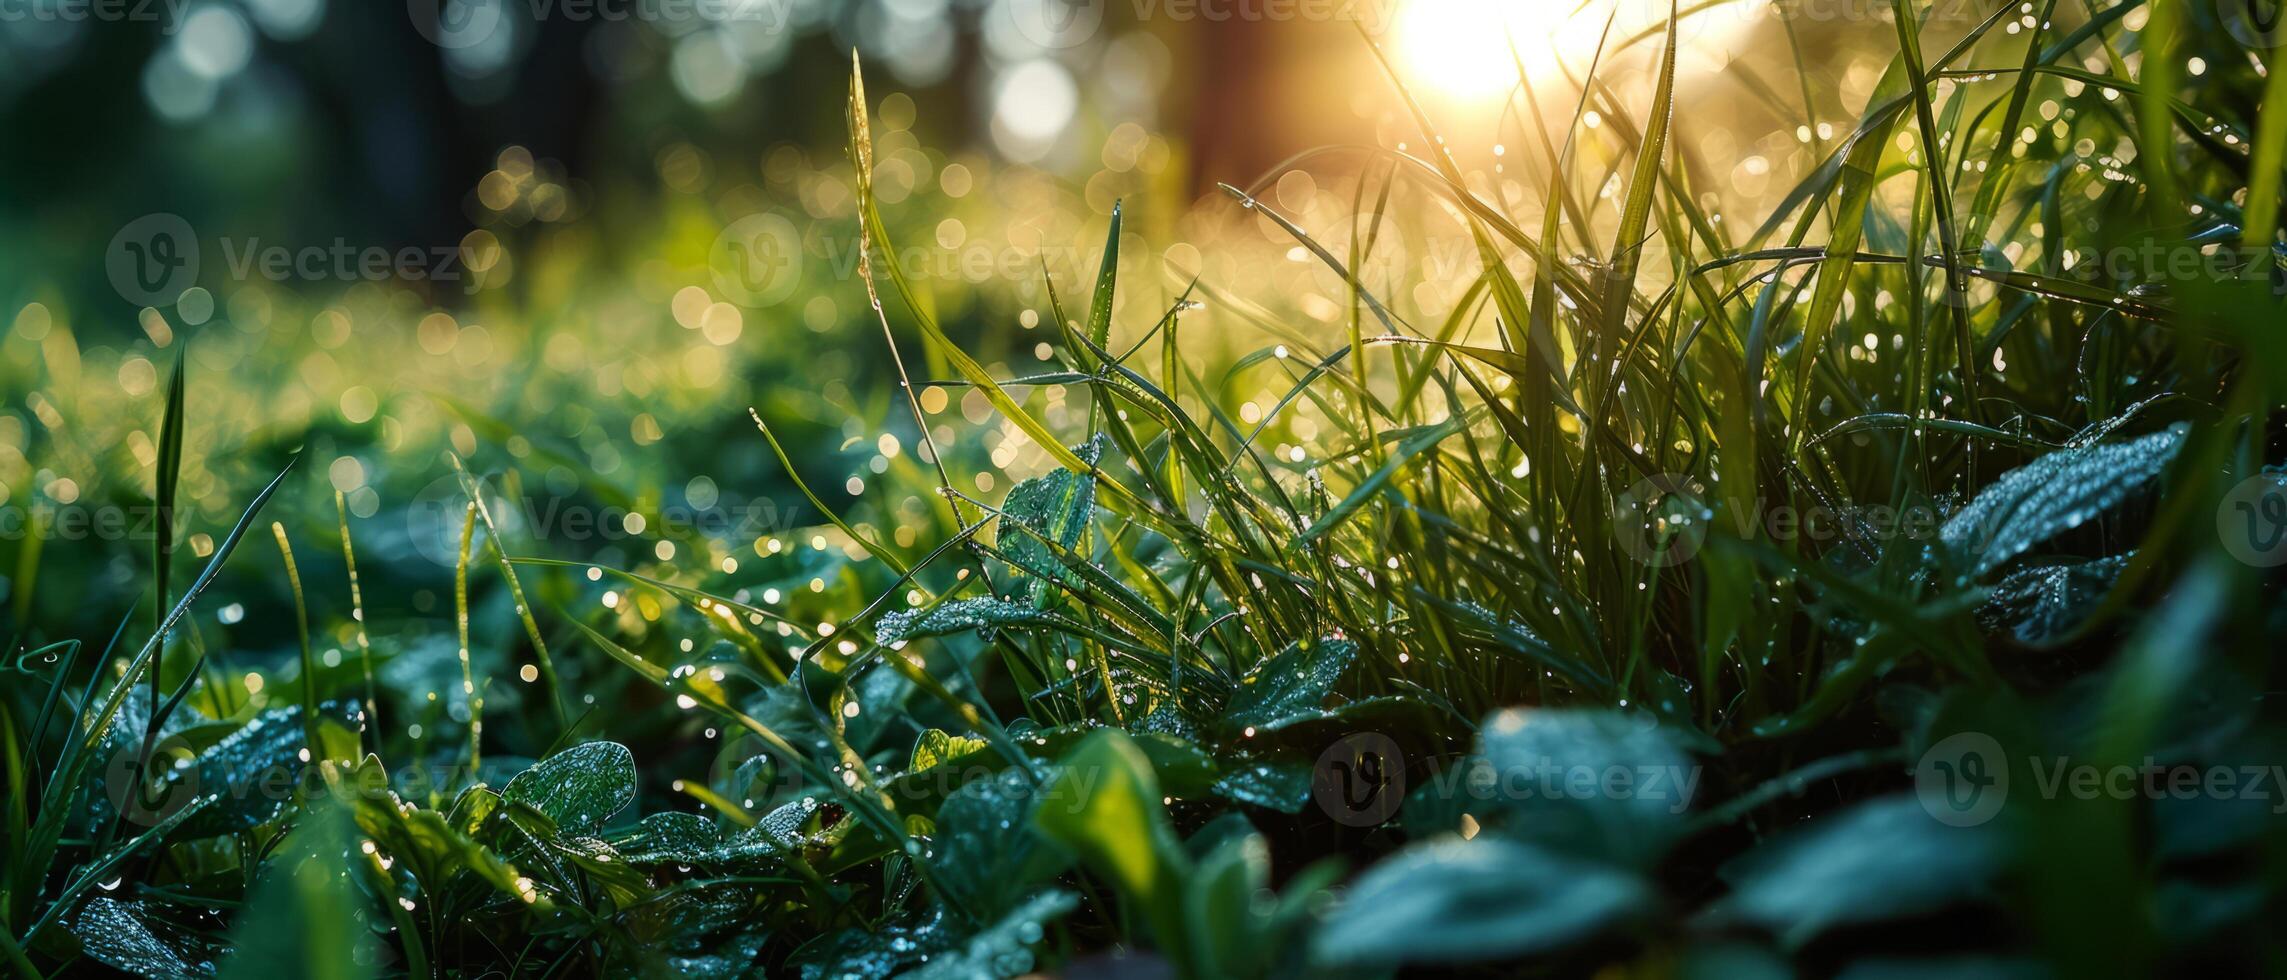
[1390, 0, 1588, 103]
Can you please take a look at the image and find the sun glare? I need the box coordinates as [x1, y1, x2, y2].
[1391, 0, 1746, 103]
[1392, 0, 1587, 101]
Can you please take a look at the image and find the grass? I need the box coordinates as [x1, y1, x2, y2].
[5, 1, 2287, 976]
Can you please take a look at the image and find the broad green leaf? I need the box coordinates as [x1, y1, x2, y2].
[503, 740, 637, 837]
[1224, 639, 1357, 732]
[875, 598, 1054, 647]
[1942, 425, 2186, 576]
[1033, 730, 1189, 961]
[997, 435, 1105, 603]
[1310, 837, 1654, 968]
[1475, 709, 1696, 868]
[1707, 796, 2005, 949]
[218, 803, 378, 980]
[934, 768, 1068, 920]
[1976, 553, 2132, 644]
[905, 890, 1079, 980]
[911, 728, 988, 773]
[1211, 758, 1312, 814]
[71, 898, 222, 980]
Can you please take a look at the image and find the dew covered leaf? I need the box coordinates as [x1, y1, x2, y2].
[1211, 758, 1313, 813]
[875, 598, 1054, 647]
[906, 890, 1078, 980]
[71, 898, 224, 980]
[996, 434, 1105, 604]
[217, 802, 376, 980]
[1706, 796, 2006, 949]
[911, 728, 988, 773]
[1310, 836, 1654, 968]
[933, 768, 1069, 921]
[502, 740, 637, 837]
[1941, 425, 2185, 576]
[1474, 709, 1697, 868]
[1223, 639, 1357, 732]
[1977, 553, 2133, 644]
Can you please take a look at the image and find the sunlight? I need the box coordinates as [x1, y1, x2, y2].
[1391, 0, 1747, 103]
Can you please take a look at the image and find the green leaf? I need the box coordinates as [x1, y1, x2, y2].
[70, 898, 223, 980]
[1211, 758, 1313, 814]
[503, 740, 637, 837]
[1976, 553, 2132, 644]
[1707, 796, 2005, 949]
[905, 890, 1079, 980]
[1033, 730, 1190, 962]
[911, 728, 988, 773]
[1941, 425, 2186, 576]
[1475, 709, 1696, 868]
[1085, 202, 1121, 350]
[218, 802, 379, 980]
[1310, 837, 1654, 968]
[934, 768, 1069, 920]
[875, 599, 1054, 647]
[997, 435, 1105, 604]
[1224, 639, 1357, 732]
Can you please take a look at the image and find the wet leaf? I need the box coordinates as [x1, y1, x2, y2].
[1224, 639, 1357, 732]
[71, 898, 223, 980]
[1942, 425, 2185, 576]
[502, 740, 637, 837]
[1707, 796, 2005, 949]
[1977, 553, 2132, 644]
[997, 435, 1105, 603]
[876, 599, 1053, 647]
[1310, 837, 1654, 967]
[934, 768, 1068, 919]
[1475, 709, 1697, 868]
